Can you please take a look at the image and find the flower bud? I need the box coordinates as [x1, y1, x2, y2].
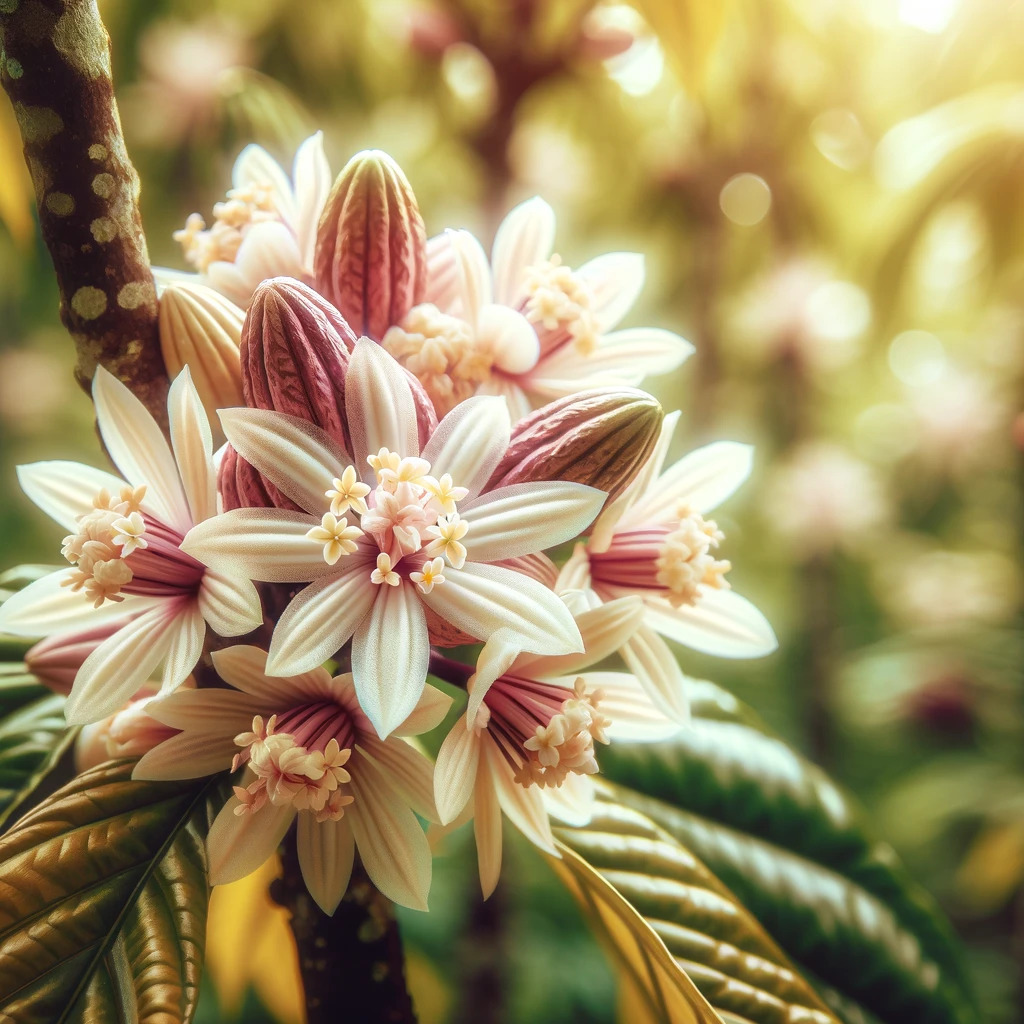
[487, 388, 662, 505]
[314, 150, 427, 341]
[75, 695, 177, 772]
[26, 619, 128, 695]
[159, 282, 245, 438]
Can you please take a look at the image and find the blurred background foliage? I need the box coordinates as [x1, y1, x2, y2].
[1, 0, 1023, 1020]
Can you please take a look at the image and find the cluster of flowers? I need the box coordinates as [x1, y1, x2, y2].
[0, 137, 775, 914]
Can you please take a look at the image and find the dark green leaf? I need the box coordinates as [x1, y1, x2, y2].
[599, 679, 979, 1024]
[0, 759, 222, 1023]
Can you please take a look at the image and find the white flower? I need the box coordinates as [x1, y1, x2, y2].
[383, 196, 693, 419]
[134, 646, 452, 914]
[0, 369, 262, 724]
[154, 133, 332, 307]
[557, 412, 777, 722]
[183, 339, 605, 738]
[432, 597, 682, 897]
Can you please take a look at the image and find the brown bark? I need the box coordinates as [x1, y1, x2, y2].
[0, 0, 167, 423]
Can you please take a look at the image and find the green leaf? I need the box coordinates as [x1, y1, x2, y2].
[0, 759, 222, 1023]
[556, 795, 839, 1024]
[599, 679, 979, 1024]
[0, 664, 72, 831]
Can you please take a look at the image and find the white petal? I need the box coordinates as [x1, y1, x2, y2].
[394, 682, 453, 737]
[233, 143, 296, 222]
[473, 764, 503, 899]
[463, 632, 520, 728]
[348, 758, 432, 911]
[292, 132, 332, 268]
[624, 441, 754, 526]
[222, 222, 305, 299]
[478, 304, 540, 375]
[211, 644, 333, 701]
[589, 410, 682, 552]
[0, 570, 153, 637]
[619, 624, 691, 723]
[424, 232, 462, 313]
[167, 367, 217, 525]
[159, 601, 206, 695]
[92, 367, 192, 533]
[207, 798, 294, 886]
[198, 569, 263, 636]
[345, 339, 421, 477]
[581, 669, 685, 742]
[491, 196, 556, 306]
[554, 543, 593, 592]
[421, 561, 582, 656]
[576, 252, 645, 332]
[184, 508, 344, 583]
[17, 461, 126, 532]
[420, 396, 510, 499]
[542, 772, 595, 826]
[65, 602, 182, 725]
[133, 730, 240, 781]
[645, 589, 778, 659]
[358, 736, 439, 822]
[219, 407, 348, 515]
[351, 584, 428, 738]
[433, 715, 480, 825]
[448, 229, 492, 327]
[475, 374, 534, 422]
[460, 482, 605, 562]
[485, 738, 555, 853]
[533, 327, 693, 392]
[297, 813, 354, 916]
[267, 563, 376, 676]
[514, 595, 644, 677]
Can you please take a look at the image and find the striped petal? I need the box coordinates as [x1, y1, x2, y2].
[577, 252, 644, 332]
[167, 367, 217, 525]
[474, 762, 504, 899]
[394, 683, 453, 737]
[433, 714, 481, 825]
[580, 669, 685, 742]
[159, 601, 206, 695]
[293, 132, 332, 268]
[491, 196, 556, 306]
[541, 772, 595, 826]
[485, 738, 555, 854]
[297, 813, 355, 916]
[644, 589, 778, 659]
[233, 144, 296, 222]
[420, 396, 510, 500]
[619, 623, 691, 723]
[211, 645, 333, 702]
[358, 736, 439, 822]
[133, 730, 242, 781]
[207, 798, 295, 886]
[219, 408, 348, 515]
[352, 583, 428, 738]
[92, 367, 192, 533]
[16, 461, 126, 532]
[460, 482, 605, 562]
[198, 569, 263, 636]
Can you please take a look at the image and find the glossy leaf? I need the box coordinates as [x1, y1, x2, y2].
[545, 839, 724, 1024]
[599, 679, 980, 1024]
[0, 664, 71, 832]
[0, 759, 221, 1023]
[556, 796, 838, 1024]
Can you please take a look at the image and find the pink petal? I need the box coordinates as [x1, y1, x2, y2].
[432, 714, 480, 825]
[473, 763, 504, 899]
[358, 736, 439, 822]
[207, 797, 295, 886]
[211, 644, 333, 702]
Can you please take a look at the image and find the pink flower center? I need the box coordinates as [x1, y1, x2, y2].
[480, 676, 609, 789]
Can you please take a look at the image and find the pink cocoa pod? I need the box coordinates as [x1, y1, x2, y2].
[218, 444, 303, 512]
[314, 150, 427, 341]
[487, 388, 663, 505]
[242, 278, 356, 449]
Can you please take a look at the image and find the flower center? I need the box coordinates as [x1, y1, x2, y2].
[383, 303, 494, 416]
[478, 676, 610, 789]
[61, 485, 204, 607]
[587, 504, 731, 608]
[174, 183, 280, 272]
[520, 255, 599, 357]
[305, 449, 471, 592]
[231, 702, 356, 822]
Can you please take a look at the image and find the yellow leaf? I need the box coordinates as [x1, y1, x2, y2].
[956, 819, 1024, 914]
[546, 842, 724, 1024]
[406, 950, 452, 1024]
[0, 101, 35, 245]
[629, 0, 731, 90]
[206, 854, 306, 1023]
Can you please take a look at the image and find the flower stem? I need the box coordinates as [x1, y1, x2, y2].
[0, 0, 168, 424]
[428, 649, 474, 688]
[273, 831, 418, 1024]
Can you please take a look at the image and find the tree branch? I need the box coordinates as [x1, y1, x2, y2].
[0, 0, 167, 422]
[272, 832, 418, 1024]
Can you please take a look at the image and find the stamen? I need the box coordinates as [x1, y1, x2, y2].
[370, 552, 401, 586]
[425, 513, 469, 569]
[410, 556, 446, 594]
[521, 255, 599, 355]
[325, 466, 370, 517]
[306, 513, 363, 564]
[656, 503, 731, 608]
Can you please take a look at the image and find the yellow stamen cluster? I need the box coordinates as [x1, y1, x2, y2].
[174, 183, 279, 272]
[61, 485, 148, 607]
[325, 466, 370, 517]
[382, 303, 494, 416]
[410, 556, 446, 594]
[656, 503, 731, 608]
[521, 254, 599, 355]
[515, 680, 610, 789]
[425, 513, 469, 569]
[232, 714, 354, 822]
[305, 513, 363, 565]
[370, 552, 401, 586]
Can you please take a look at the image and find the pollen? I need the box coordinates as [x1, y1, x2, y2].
[410, 556, 446, 594]
[656, 504, 731, 608]
[521, 255, 600, 355]
[174, 182, 279, 272]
